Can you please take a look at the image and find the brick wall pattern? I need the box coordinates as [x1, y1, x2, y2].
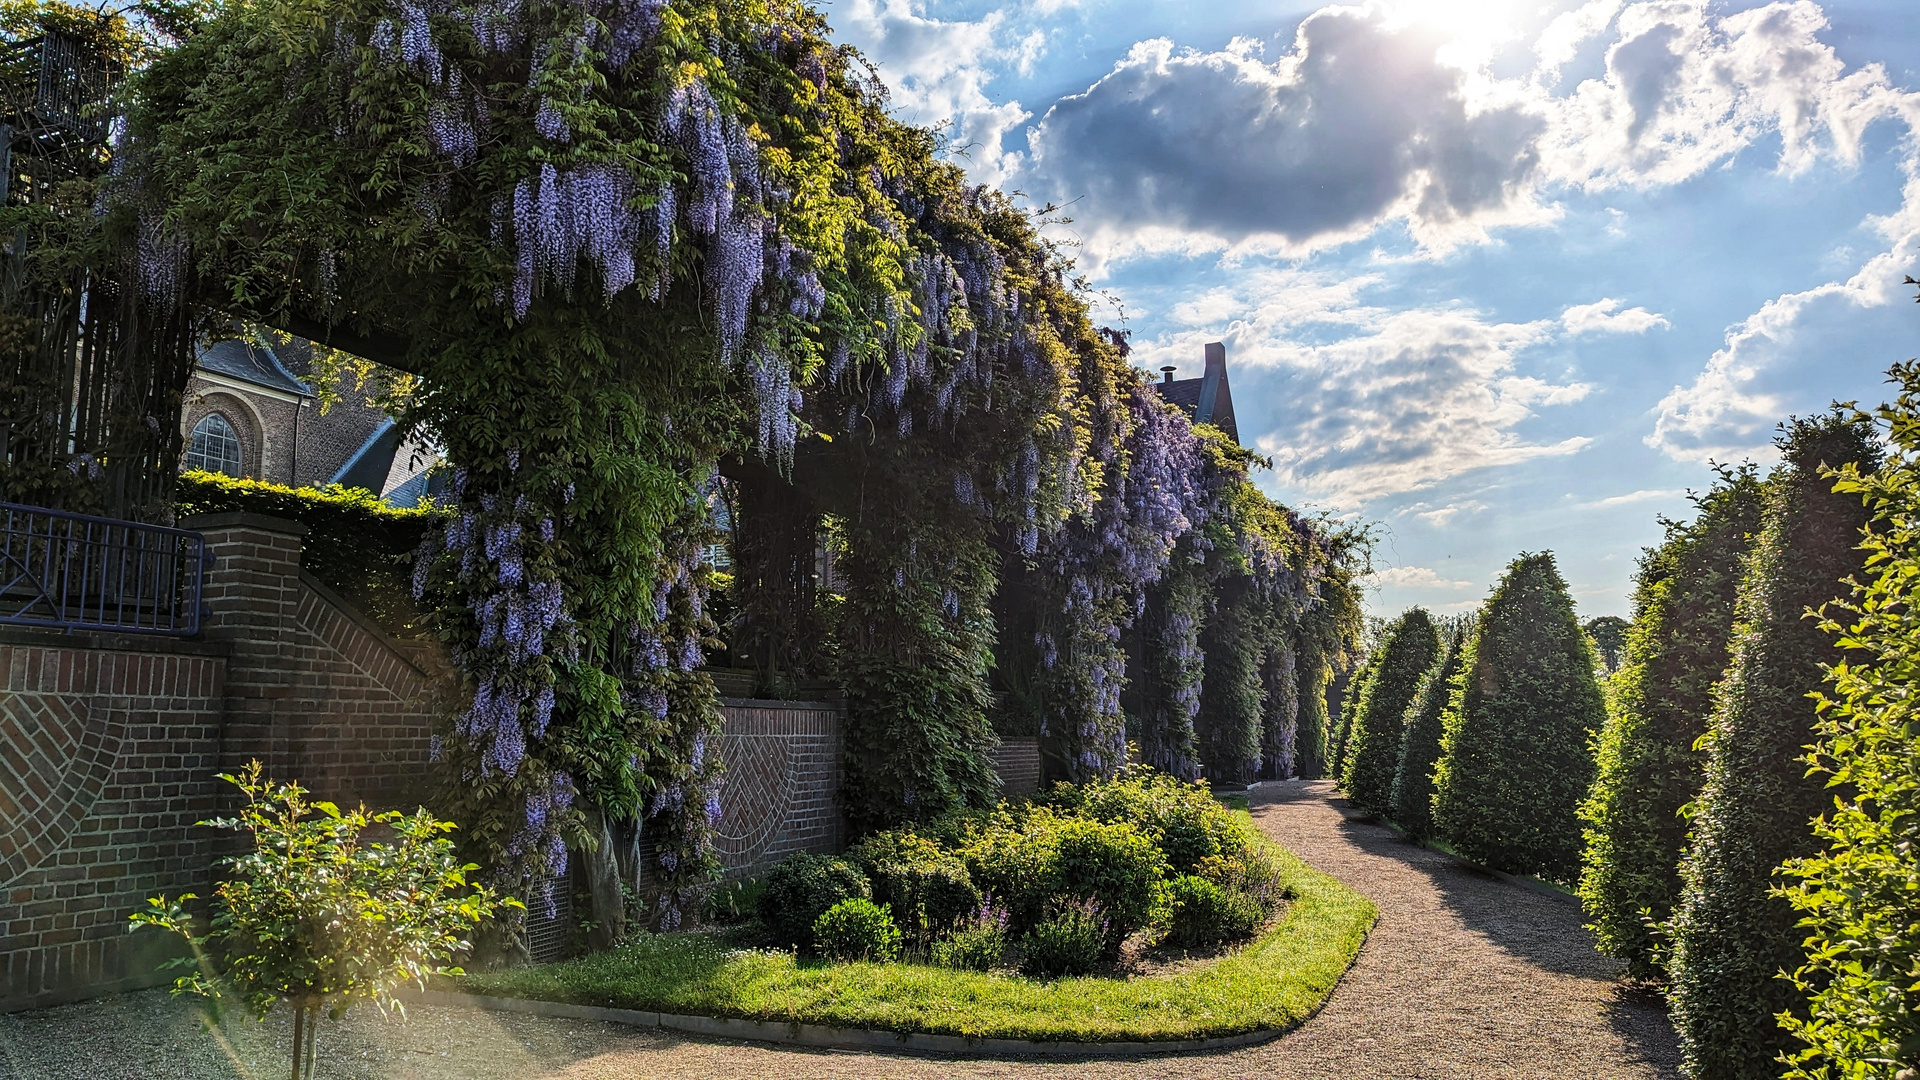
[991, 737, 1042, 798]
[2, 514, 855, 1011]
[0, 640, 227, 1012]
[711, 699, 842, 880]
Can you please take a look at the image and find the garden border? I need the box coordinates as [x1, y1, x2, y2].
[399, 988, 1292, 1057]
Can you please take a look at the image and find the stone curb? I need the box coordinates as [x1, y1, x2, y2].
[400, 989, 1288, 1058]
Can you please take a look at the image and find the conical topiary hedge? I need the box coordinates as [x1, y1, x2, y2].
[1328, 649, 1377, 780]
[1667, 413, 1880, 1080]
[1577, 466, 1763, 983]
[1341, 608, 1440, 815]
[1431, 552, 1606, 880]
[1392, 619, 1469, 841]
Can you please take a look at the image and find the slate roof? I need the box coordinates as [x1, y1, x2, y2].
[196, 339, 312, 398]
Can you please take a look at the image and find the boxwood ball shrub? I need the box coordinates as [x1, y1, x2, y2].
[758, 853, 870, 952]
[1341, 608, 1440, 815]
[1165, 874, 1265, 949]
[846, 829, 981, 941]
[1577, 466, 1763, 982]
[812, 898, 902, 963]
[1019, 898, 1107, 979]
[1430, 552, 1606, 882]
[1668, 413, 1880, 1079]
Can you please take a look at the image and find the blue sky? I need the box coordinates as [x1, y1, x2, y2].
[825, 0, 1920, 619]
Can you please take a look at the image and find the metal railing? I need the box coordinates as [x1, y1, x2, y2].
[0, 502, 209, 636]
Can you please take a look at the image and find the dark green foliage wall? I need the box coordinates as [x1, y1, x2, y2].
[1577, 466, 1763, 982]
[1260, 640, 1299, 781]
[1197, 581, 1267, 787]
[1778, 367, 1920, 1080]
[1431, 552, 1606, 881]
[1341, 608, 1440, 815]
[1667, 414, 1880, 1080]
[836, 475, 1002, 834]
[1292, 633, 1333, 780]
[1391, 623, 1468, 841]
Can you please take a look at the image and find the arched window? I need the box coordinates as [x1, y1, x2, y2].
[184, 413, 243, 476]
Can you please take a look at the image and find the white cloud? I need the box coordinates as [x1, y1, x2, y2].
[835, 0, 1034, 185]
[1574, 487, 1688, 509]
[1132, 271, 1593, 506]
[1024, 13, 1556, 260]
[1364, 565, 1476, 590]
[1400, 499, 1490, 526]
[1650, 171, 1920, 462]
[1562, 297, 1669, 334]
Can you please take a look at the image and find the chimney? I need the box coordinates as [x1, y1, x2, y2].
[1160, 365, 1176, 385]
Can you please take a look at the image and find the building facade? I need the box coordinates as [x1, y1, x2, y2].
[1153, 341, 1240, 445]
[181, 334, 439, 504]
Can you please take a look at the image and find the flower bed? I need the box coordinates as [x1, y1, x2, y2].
[463, 775, 1375, 1043]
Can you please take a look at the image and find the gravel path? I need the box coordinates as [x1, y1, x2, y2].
[0, 779, 1678, 1079]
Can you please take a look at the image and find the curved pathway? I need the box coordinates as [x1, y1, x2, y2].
[0, 780, 1679, 1079]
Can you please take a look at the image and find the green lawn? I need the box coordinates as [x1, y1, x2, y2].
[460, 834, 1376, 1043]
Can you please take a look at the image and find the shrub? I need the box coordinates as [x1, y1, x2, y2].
[1051, 767, 1252, 874]
[1019, 899, 1106, 979]
[1391, 623, 1469, 842]
[757, 853, 870, 952]
[1577, 466, 1763, 982]
[1341, 609, 1441, 815]
[1164, 875, 1266, 949]
[1668, 413, 1880, 1078]
[1430, 552, 1606, 882]
[700, 877, 765, 926]
[845, 829, 981, 941]
[130, 762, 510, 1080]
[1778, 368, 1920, 1079]
[812, 898, 902, 963]
[930, 898, 1011, 971]
[963, 808, 1168, 955]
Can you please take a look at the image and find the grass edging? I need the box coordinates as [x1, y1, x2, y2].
[456, 835, 1377, 1047]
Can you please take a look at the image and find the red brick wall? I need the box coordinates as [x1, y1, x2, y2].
[0, 635, 227, 1011]
[712, 699, 844, 879]
[1, 512, 855, 1011]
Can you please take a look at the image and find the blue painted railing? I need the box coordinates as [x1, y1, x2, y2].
[0, 502, 209, 636]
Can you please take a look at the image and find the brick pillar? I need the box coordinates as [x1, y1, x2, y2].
[179, 512, 308, 783]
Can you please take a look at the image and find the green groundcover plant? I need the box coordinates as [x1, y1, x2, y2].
[1778, 364, 1920, 1080]
[130, 763, 512, 1080]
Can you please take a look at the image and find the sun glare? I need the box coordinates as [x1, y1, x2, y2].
[1391, 0, 1528, 62]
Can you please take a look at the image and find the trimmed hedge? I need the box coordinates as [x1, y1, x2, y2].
[1667, 413, 1880, 1079]
[1577, 466, 1763, 982]
[758, 853, 871, 953]
[1431, 552, 1605, 882]
[1340, 608, 1439, 815]
[1328, 649, 1379, 780]
[1778, 369, 1920, 1078]
[175, 469, 444, 637]
[1391, 624, 1468, 842]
